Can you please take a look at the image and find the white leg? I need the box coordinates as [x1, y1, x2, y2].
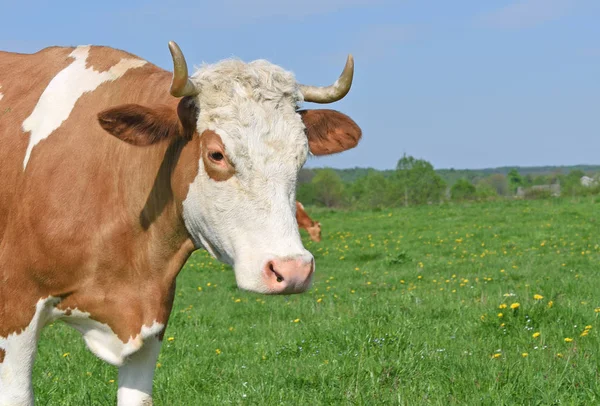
[117, 336, 162, 406]
[0, 335, 36, 406]
[0, 298, 58, 406]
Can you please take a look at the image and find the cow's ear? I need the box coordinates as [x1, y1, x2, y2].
[98, 97, 198, 146]
[299, 109, 362, 156]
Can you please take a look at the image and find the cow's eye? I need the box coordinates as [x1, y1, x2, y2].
[210, 152, 224, 161]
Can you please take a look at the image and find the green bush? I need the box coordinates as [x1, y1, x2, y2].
[450, 179, 477, 201]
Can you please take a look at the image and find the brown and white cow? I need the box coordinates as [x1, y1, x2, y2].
[296, 201, 322, 242]
[0, 41, 361, 405]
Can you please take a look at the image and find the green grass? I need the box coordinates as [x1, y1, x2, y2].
[33, 197, 600, 405]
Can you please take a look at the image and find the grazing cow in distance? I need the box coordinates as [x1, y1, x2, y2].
[296, 201, 322, 242]
[0, 41, 361, 405]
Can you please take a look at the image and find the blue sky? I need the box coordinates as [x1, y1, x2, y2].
[2, 0, 599, 170]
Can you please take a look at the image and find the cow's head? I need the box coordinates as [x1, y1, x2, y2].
[307, 222, 322, 243]
[98, 42, 361, 295]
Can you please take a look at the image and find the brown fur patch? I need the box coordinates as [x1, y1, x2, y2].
[86, 46, 144, 73]
[0, 46, 77, 338]
[0, 348, 5, 363]
[0, 46, 74, 243]
[296, 201, 321, 242]
[299, 109, 362, 156]
[200, 130, 235, 181]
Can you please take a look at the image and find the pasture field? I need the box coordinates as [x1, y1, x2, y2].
[34, 197, 600, 405]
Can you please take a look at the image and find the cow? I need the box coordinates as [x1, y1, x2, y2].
[296, 201, 322, 242]
[0, 41, 361, 405]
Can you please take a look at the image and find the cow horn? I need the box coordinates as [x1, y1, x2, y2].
[299, 54, 354, 104]
[168, 41, 199, 97]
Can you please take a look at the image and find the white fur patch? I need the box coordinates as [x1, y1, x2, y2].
[21, 45, 147, 169]
[61, 309, 163, 367]
[117, 335, 162, 406]
[0, 296, 61, 405]
[0, 84, 3, 101]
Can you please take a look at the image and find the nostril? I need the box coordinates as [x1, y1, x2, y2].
[269, 262, 284, 283]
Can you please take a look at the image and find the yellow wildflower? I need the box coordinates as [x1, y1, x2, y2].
[109, 379, 115, 383]
[498, 304, 507, 309]
[564, 337, 573, 343]
[491, 353, 501, 359]
[585, 325, 592, 330]
[533, 294, 544, 300]
[167, 337, 174, 342]
[497, 313, 503, 318]
[293, 318, 300, 323]
[215, 349, 221, 355]
[522, 353, 528, 357]
[548, 301, 553, 308]
[532, 332, 540, 338]
[63, 352, 70, 358]
[510, 303, 520, 310]
[556, 353, 563, 358]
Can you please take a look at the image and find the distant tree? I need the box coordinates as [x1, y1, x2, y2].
[311, 169, 346, 207]
[391, 154, 446, 206]
[478, 174, 509, 196]
[350, 170, 391, 209]
[475, 183, 498, 200]
[532, 175, 549, 186]
[560, 169, 587, 196]
[523, 174, 534, 188]
[297, 168, 316, 184]
[451, 179, 476, 201]
[508, 169, 523, 194]
[296, 182, 317, 205]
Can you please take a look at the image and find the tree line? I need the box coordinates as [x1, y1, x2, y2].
[296, 154, 600, 209]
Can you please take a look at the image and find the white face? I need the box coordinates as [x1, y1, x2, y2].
[181, 59, 315, 294]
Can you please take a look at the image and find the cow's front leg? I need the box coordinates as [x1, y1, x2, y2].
[0, 330, 37, 406]
[117, 336, 161, 406]
[117, 336, 162, 406]
[0, 296, 59, 406]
